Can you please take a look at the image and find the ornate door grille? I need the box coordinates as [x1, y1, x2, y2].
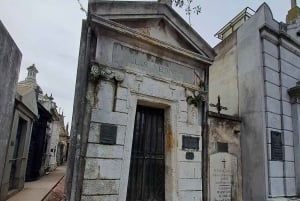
[126, 105, 165, 201]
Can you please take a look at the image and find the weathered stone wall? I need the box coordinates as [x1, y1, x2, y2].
[209, 32, 239, 116]
[236, 3, 299, 200]
[0, 21, 22, 191]
[236, 7, 270, 200]
[260, 30, 299, 197]
[209, 3, 300, 200]
[207, 112, 241, 201]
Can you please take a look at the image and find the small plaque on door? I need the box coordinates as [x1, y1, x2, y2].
[100, 124, 117, 145]
[182, 136, 199, 151]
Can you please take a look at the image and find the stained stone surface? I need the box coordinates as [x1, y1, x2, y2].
[112, 43, 195, 84]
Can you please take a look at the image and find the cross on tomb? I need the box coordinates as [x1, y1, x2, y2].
[209, 95, 228, 114]
[221, 158, 227, 169]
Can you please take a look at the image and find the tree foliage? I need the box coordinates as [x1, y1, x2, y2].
[77, 0, 201, 26]
[172, 0, 201, 26]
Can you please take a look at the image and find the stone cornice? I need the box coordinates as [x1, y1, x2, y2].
[208, 111, 241, 122]
[260, 24, 300, 53]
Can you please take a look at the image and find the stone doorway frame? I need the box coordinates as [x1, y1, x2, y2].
[1, 111, 33, 199]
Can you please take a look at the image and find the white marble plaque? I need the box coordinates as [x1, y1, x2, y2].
[210, 153, 237, 201]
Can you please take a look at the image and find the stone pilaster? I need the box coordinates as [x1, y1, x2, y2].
[288, 82, 300, 194]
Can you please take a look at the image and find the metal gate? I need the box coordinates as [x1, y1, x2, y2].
[126, 106, 165, 201]
[9, 118, 27, 190]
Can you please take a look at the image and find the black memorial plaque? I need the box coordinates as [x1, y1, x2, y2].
[100, 124, 117, 145]
[271, 131, 283, 161]
[182, 136, 199, 151]
[217, 142, 228, 153]
[185, 152, 194, 160]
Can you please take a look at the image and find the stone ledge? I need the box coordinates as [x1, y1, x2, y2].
[208, 111, 241, 122]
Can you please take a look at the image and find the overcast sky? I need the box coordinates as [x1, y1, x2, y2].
[0, 0, 291, 125]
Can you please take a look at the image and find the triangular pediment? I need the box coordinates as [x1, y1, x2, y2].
[88, 1, 215, 60]
[111, 18, 200, 53]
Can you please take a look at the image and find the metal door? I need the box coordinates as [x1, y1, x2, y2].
[127, 106, 165, 201]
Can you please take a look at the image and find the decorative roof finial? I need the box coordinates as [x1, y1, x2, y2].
[26, 64, 38, 81]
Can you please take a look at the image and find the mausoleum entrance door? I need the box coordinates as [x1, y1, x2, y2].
[127, 105, 165, 201]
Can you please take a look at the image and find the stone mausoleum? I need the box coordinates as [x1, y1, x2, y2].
[209, 1, 300, 200]
[66, 0, 300, 201]
[65, 0, 215, 201]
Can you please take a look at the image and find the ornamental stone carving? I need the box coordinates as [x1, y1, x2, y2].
[90, 60, 125, 82]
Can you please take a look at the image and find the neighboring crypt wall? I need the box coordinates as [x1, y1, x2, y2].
[209, 32, 239, 116]
[236, 3, 300, 200]
[0, 21, 22, 190]
[207, 112, 241, 201]
[208, 3, 300, 200]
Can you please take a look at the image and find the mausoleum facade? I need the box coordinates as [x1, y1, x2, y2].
[65, 1, 215, 201]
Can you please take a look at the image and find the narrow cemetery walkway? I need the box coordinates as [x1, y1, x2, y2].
[7, 164, 66, 201]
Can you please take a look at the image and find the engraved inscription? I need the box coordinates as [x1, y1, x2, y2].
[182, 136, 199, 150]
[100, 124, 117, 145]
[210, 153, 238, 201]
[212, 168, 231, 201]
[112, 43, 195, 84]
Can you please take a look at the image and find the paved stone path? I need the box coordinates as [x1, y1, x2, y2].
[7, 165, 66, 201]
[43, 177, 65, 201]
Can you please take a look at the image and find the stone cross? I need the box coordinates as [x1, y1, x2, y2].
[209, 95, 228, 114]
[222, 158, 227, 169]
[292, 0, 297, 8]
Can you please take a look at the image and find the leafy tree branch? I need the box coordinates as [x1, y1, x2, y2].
[172, 0, 201, 26]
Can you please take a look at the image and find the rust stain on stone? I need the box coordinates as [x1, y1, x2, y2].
[165, 126, 173, 151]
